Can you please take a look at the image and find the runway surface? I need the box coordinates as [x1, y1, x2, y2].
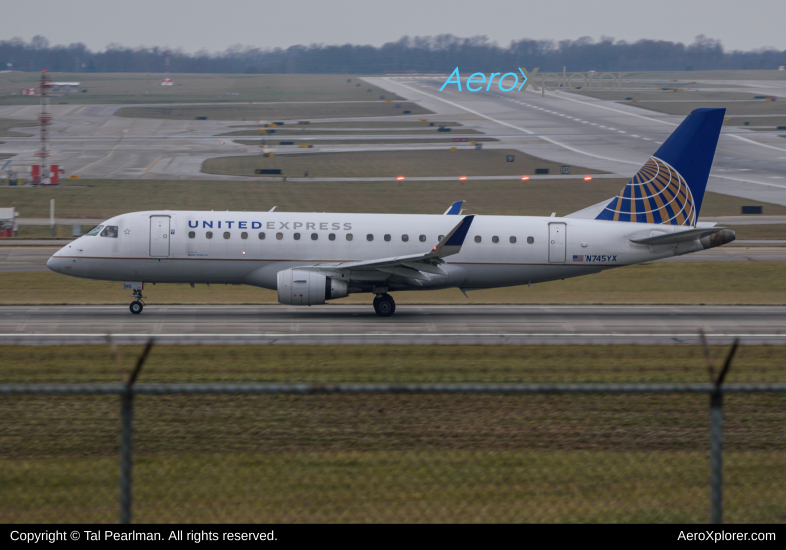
[1, 305, 784, 345]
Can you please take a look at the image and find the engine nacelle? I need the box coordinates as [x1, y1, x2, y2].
[277, 269, 348, 305]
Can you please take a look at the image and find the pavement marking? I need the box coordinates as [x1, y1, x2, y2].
[143, 157, 166, 173]
[71, 120, 135, 176]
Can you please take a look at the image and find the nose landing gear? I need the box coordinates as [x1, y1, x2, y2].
[373, 293, 396, 317]
[129, 289, 146, 315]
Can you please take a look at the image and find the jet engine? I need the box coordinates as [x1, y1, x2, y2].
[277, 269, 348, 305]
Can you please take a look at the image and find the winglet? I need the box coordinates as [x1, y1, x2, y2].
[443, 200, 464, 215]
[434, 215, 474, 257]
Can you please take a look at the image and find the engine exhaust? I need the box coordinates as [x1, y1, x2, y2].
[701, 229, 736, 250]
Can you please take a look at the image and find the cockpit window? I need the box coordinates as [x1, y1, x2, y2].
[100, 226, 119, 238]
[86, 225, 104, 236]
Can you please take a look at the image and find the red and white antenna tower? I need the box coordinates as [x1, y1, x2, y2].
[35, 70, 54, 185]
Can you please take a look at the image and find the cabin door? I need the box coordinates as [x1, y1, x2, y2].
[150, 216, 171, 257]
[548, 223, 566, 263]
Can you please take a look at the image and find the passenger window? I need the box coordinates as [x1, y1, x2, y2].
[206, 231, 213, 239]
[492, 236, 499, 243]
[85, 225, 103, 236]
[474, 236, 481, 243]
[276, 232, 283, 240]
[367, 234, 374, 241]
[419, 235, 426, 242]
[241, 232, 248, 239]
[100, 226, 118, 238]
[401, 234, 409, 242]
[346, 234, 353, 241]
[188, 231, 195, 239]
[527, 236, 534, 244]
[294, 233, 301, 240]
[259, 232, 265, 240]
[329, 233, 336, 241]
[311, 233, 318, 240]
[223, 232, 230, 239]
[510, 236, 517, 244]
[384, 234, 391, 242]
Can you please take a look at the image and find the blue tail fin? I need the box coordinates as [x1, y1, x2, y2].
[595, 108, 725, 226]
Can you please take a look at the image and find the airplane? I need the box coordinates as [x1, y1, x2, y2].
[47, 108, 735, 317]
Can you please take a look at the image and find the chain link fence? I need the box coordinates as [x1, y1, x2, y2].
[2, 381, 785, 523]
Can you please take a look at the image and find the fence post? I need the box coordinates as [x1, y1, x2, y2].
[119, 386, 134, 524]
[710, 386, 723, 524]
[114, 338, 154, 525]
[703, 336, 737, 525]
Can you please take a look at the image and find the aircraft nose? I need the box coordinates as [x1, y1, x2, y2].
[46, 256, 60, 273]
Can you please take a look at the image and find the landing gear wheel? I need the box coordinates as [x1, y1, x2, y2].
[373, 294, 395, 317]
[130, 301, 144, 315]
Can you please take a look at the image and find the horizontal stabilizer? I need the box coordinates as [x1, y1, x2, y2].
[630, 227, 724, 246]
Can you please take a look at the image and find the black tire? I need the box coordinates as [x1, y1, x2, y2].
[130, 301, 143, 315]
[375, 294, 395, 317]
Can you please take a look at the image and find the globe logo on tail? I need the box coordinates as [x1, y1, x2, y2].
[599, 157, 696, 226]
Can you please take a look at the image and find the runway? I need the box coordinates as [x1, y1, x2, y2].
[1, 305, 784, 345]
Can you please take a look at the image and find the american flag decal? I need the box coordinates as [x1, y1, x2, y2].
[573, 255, 584, 262]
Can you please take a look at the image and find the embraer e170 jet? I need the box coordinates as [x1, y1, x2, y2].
[47, 108, 735, 317]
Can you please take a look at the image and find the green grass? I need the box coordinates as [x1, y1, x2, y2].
[722, 116, 786, 127]
[630, 101, 786, 117]
[115, 102, 430, 121]
[201, 149, 605, 178]
[2, 178, 784, 219]
[3, 449, 783, 523]
[0, 118, 37, 137]
[623, 70, 786, 81]
[11, 225, 93, 239]
[2, 344, 784, 524]
[1, 344, 784, 384]
[0, 73, 405, 105]
[3, 261, 785, 305]
[220, 127, 483, 136]
[1, 343, 784, 523]
[726, 225, 786, 240]
[233, 137, 498, 146]
[231, 120, 463, 129]
[570, 90, 762, 102]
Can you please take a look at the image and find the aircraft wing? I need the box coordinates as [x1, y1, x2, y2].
[443, 200, 464, 215]
[298, 215, 475, 282]
[630, 226, 724, 246]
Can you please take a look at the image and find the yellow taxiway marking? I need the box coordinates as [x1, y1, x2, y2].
[71, 121, 135, 176]
[143, 157, 165, 173]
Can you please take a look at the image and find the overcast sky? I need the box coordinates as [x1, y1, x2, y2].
[4, 0, 785, 53]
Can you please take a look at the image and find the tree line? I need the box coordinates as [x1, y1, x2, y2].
[1, 34, 785, 74]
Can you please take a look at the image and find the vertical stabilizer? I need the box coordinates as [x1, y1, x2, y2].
[595, 108, 725, 226]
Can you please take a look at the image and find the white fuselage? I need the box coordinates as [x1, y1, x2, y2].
[47, 210, 710, 294]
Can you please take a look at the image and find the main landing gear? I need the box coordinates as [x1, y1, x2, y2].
[129, 289, 146, 315]
[373, 293, 396, 317]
